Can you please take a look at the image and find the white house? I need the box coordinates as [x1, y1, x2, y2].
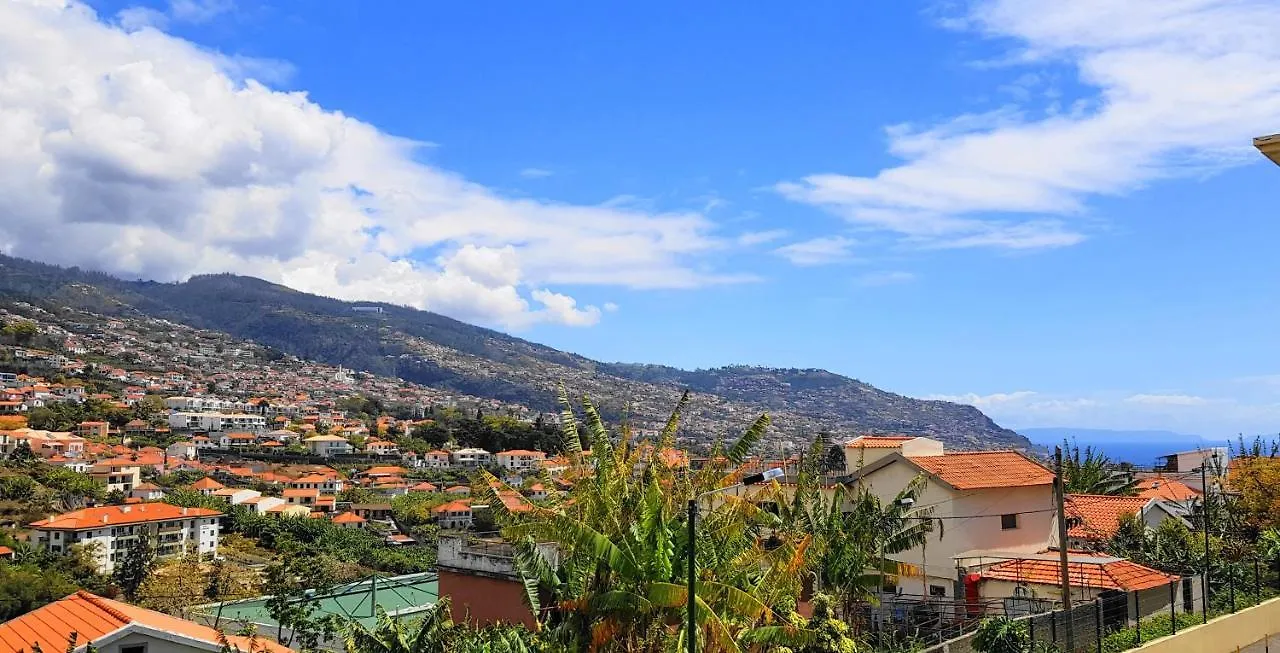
[0, 591, 291, 653]
[842, 438, 1057, 599]
[129, 482, 166, 502]
[421, 450, 451, 469]
[304, 434, 352, 457]
[364, 439, 400, 456]
[495, 449, 546, 472]
[451, 447, 492, 468]
[27, 503, 223, 573]
[212, 487, 263, 506]
[432, 500, 473, 529]
[166, 441, 198, 461]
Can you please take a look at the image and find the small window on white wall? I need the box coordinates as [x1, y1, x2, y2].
[120, 644, 147, 653]
[1001, 513, 1019, 530]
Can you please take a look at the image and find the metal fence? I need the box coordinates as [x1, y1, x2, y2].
[904, 559, 1280, 653]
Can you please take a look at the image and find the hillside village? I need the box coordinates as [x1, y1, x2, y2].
[0, 301, 1278, 653]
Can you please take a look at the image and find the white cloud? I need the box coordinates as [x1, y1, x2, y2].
[931, 387, 1280, 437]
[1125, 394, 1208, 407]
[737, 229, 789, 246]
[779, 0, 1280, 250]
[117, 0, 232, 29]
[929, 390, 1039, 408]
[0, 1, 745, 329]
[518, 167, 553, 179]
[774, 236, 858, 266]
[855, 270, 916, 287]
[602, 302, 619, 313]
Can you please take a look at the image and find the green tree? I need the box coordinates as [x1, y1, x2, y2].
[972, 616, 1029, 653]
[1062, 440, 1136, 495]
[823, 445, 846, 475]
[114, 533, 157, 601]
[490, 388, 815, 652]
[2, 320, 38, 346]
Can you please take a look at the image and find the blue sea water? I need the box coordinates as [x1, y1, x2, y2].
[1017, 428, 1232, 466]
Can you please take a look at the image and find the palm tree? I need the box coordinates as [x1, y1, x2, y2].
[765, 438, 934, 621]
[1061, 440, 1136, 495]
[485, 387, 814, 652]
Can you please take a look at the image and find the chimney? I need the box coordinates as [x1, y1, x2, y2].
[120, 506, 130, 513]
[181, 507, 188, 516]
[101, 515, 108, 523]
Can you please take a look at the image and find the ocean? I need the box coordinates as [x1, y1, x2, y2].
[1016, 428, 1232, 466]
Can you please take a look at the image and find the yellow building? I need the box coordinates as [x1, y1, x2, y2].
[1256, 133, 1280, 166]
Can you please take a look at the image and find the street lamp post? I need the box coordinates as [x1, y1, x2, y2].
[686, 467, 783, 653]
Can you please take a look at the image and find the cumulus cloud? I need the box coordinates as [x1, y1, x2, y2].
[0, 0, 743, 329]
[779, 0, 1280, 251]
[774, 236, 858, 266]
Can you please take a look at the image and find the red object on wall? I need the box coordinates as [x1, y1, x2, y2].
[437, 569, 537, 628]
[965, 573, 982, 616]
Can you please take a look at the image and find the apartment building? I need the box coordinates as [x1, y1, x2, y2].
[28, 503, 222, 572]
[451, 448, 492, 468]
[167, 412, 267, 433]
[495, 449, 546, 472]
[433, 500, 474, 529]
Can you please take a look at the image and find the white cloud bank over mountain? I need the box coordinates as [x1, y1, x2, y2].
[0, 0, 744, 329]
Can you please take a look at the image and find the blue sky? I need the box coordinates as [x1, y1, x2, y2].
[3, 0, 1279, 436]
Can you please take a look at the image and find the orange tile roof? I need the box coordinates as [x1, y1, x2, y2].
[283, 488, 320, 498]
[191, 477, 225, 490]
[1065, 495, 1151, 541]
[30, 503, 221, 530]
[410, 482, 438, 492]
[908, 451, 1055, 489]
[981, 557, 1177, 591]
[332, 512, 366, 524]
[446, 485, 471, 494]
[845, 435, 916, 448]
[1136, 477, 1200, 502]
[0, 591, 292, 653]
[433, 500, 472, 514]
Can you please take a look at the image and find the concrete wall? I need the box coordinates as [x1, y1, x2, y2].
[1132, 595, 1280, 653]
[437, 569, 536, 628]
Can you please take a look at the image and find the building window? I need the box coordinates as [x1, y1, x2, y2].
[120, 644, 147, 653]
[929, 584, 947, 597]
[1001, 513, 1019, 530]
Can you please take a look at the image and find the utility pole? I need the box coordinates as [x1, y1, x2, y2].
[1054, 446, 1074, 651]
[1201, 463, 1211, 624]
[687, 498, 697, 653]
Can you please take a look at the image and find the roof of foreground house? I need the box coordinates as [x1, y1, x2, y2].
[1065, 494, 1152, 540]
[844, 435, 916, 448]
[0, 591, 293, 653]
[908, 451, 1055, 490]
[980, 557, 1177, 591]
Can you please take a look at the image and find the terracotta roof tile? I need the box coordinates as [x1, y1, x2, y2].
[909, 451, 1054, 490]
[1136, 477, 1199, 502]
[981, 557, 1177, 591]
[190, 477, 225, 490]
[1066, 494, 1151, 540]
[29, 504, 221, 530]
[332, 512, 366, 523]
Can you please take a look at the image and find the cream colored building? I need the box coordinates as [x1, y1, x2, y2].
[843, 437, 1058, 598]
[1256, 133, 1280, 166]
[28, 503, 222, 573]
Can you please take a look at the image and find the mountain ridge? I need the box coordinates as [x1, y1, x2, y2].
[0, 254, 1028, 451]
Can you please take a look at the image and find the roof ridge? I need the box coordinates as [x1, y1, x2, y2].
[75, 592, 132, 625]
